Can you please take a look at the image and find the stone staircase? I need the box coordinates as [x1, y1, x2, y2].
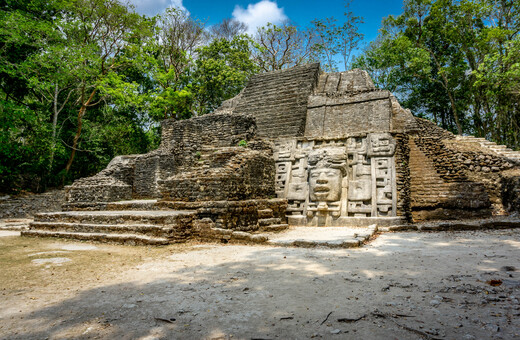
[234, 63, 320, 138]
[257, 208, 288, 232]
[455, 135, 520, 162]
[410, 140, 460, 207]
[23, 201, 290, 246]
[23, 210, 196, 246]
[409, 139, 490, 220]
[20, 202, 380, 249]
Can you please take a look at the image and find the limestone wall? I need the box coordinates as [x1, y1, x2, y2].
[160, 113, 256, 150]
[502, 171, 520, 212]
[409, 138, 491, 221]
[132, 114, 257, 198]
[394, 134, 412, 220]
[160, 147, 275, 202]
[305, 69, 418, 138]
[0, 190, 65, 218]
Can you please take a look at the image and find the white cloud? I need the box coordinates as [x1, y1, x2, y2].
[232, 0, 288, 35]
[128, 0, 187, 16]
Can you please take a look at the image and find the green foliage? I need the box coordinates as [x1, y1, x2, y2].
[353, 0, 520, 149]
[0, 1, 262, 193]
[193, 35, 258, 114]
[312, 0, 364, 71]
[0, 0, 158, 192]
[238, 140, 248, 148]
[0, 0, 368, 193]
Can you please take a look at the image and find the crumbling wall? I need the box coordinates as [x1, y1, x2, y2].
[411, 118, 518, 216]
[133, 114, 257, 199]
[160, 147, 276, 202]
[160, 113, 256, 150]
[65, 113, 267, 207]
[305, 69, 418, 139]
[409, 118, 520, 220]
[0, 190, 65, 218]
[394, 133, 411, 221]
[409, 138, 491, 221]
[158, 199, 287, 232]
[501, 170, 520, 213]
[65, 155, 137, 205]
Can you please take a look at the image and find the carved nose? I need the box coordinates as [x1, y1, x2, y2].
[317, 173, 328, 184]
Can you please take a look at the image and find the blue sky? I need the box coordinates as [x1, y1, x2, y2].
[128, 0, 405, 60]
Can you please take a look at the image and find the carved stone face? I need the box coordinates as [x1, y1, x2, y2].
[309, 167, 342, 201]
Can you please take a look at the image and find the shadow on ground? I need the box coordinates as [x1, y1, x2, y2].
[2, 229, 520, 339]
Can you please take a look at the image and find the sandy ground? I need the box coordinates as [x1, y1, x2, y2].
[1, 229, 519, 340]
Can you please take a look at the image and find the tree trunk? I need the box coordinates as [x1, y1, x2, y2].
[62, 88, 97, 182]
[446, 89, 463, 135]
[48, 84, 59, 173]
[427, 49, 463, 135]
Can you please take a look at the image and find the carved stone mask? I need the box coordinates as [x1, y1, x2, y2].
[309, 167, 342, 201]
[307, 147, 347, 202]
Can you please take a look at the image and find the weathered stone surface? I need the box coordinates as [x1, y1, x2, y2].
[407, 118, 520, 220]
[157, 198, 287, 232]
[233, 63, 320, 138]
[159, 147, 275, 202]
[273, 134, 401, 226]
[0, 190, 65, 219]
[65, 113, 265, 206]
[65, 155, 137, 204]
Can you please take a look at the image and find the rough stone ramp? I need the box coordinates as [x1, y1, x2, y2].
[23, 210, 195, 246]
[266, 225, 377, 248]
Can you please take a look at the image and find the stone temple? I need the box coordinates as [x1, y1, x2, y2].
[23, 64, 520, 245]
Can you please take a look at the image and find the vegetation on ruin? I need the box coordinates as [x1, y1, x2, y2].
[0, 0, 518, 194]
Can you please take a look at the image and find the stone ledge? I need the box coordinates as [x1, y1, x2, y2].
[378, 217, 520, 232]
[21, 230, 171, 246]
[287, 215, 405, 227]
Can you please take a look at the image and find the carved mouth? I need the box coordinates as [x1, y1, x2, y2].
[314, 185, 330, 193]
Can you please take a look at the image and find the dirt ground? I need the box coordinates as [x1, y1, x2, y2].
[1, 229, 519, 340]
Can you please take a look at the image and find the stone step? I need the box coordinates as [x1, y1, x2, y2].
[410, 178, 447, 183]
[105, 199, 158, 211]
[209, 227, 267, 244]
[34, 210, 195, 226]
[28, 221, 173, 238]
[410, 177, 446, 183]
[259, 224, 289, 232]
[257, 209, 274, 219]
[258, 217, 282, 227]
[411, 182, 450, 187]
[21, 230, 170, 246]
[267, 238, 361, 248]
[265, 225, 377, 248]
